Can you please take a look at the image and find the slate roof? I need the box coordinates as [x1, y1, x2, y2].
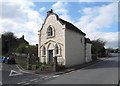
[18, 35, 29, 45]
[59, 18, 86, 36]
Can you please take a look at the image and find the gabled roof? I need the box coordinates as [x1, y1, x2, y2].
[39, 9, 86, 36]
[59, 18, 86, 36]
[18, 35, 29, 45]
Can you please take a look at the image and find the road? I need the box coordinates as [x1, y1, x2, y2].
[1, 56, 118, 85]
[2, 64, 57, 85]
[44, 57, 118, 84]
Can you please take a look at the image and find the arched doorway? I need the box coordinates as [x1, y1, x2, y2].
[47, 43, 54, 63]
[48, 50, 53, 63]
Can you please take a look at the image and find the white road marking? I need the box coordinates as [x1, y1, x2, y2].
[16, 65, 30, 74]
[41, 76, 48, 78]
[17, 75, 54, 85]
[9, 70, 22, 76]
[0, 65, 2, 71]
[0, 82, 2, 85]
[34, 80, 38, 82]
[30, 78, 38, 82]
[17, 81, 26, 84]
[24, 82, 30, 85]
[16, 65, 43, 76]
[52, 75, 60, 78]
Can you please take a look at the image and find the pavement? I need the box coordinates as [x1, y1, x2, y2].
[15, 58, 102, 76]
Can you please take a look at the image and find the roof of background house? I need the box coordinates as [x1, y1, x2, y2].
[18, 35, 29, 45]
[40, 9, 86, 36]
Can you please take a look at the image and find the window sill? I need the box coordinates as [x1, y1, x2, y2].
[55, 54, 61, 57]
[47, 35, 55, 39]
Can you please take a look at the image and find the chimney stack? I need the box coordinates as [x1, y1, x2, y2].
[22, 35, 24, 39]
[47, 9, 53, 16]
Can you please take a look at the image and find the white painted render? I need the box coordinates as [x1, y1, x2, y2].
[38, 14, 66, 65]
[38, 12, 92, 67]
[85, 43, 92, 63]
[65, 29, 85, 67]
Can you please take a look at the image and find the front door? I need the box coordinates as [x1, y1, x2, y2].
[48, 50, 53, 63]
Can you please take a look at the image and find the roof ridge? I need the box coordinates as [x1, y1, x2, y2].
[59, 18, 86, 36]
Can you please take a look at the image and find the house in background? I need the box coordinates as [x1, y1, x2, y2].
[38, 9, 92, 67]
[18, 35, 29, 45]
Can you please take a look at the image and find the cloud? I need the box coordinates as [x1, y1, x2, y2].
[1, 0, 34, 20]
[51, 1, 73, 22]
[89, 32, 118, 48]
[39, 7, 46, 11]
[79, 0, 119, 2]
[1, 1, 118, 48]
[76, 2, 117, 32]
[75, 2, 118, 48]
[52, 1, 68, 15]
[1, 0, 44, 45]
[52, 1, 67, 9]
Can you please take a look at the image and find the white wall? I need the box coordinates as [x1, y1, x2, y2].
[38, 14, 65, 65]
[65, 28, 85, 67]
[85, 43, 92, 63]
[40, 15, 65, 45]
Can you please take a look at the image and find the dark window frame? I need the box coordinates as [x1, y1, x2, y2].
[47, 26, 55, 37]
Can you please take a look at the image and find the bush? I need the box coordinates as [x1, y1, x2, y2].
[16, 44, 28, 54]
[40, 64, 53, 71]
[32, 62, 43, 67]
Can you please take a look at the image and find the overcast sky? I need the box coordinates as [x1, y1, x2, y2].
[1, 0, 119, 48]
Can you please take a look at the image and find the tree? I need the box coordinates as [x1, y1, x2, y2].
[91, 39, 106, 59]
[15, 44, 38, 56]
[2, 32, 17, 55]
[2, 32, 29, 56]
[28, 45, 38, 56]
[106, 48, 119, 53]
[16, 43, 27, 54]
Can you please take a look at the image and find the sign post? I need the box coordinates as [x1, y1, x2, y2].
[53, 56, 58, 72]
[27, 53, 30, 69]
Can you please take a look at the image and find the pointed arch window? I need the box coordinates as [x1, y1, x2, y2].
[55, 44, 61, 56]
[42, 46, 46, 56]
[47, 25, 55, 37]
